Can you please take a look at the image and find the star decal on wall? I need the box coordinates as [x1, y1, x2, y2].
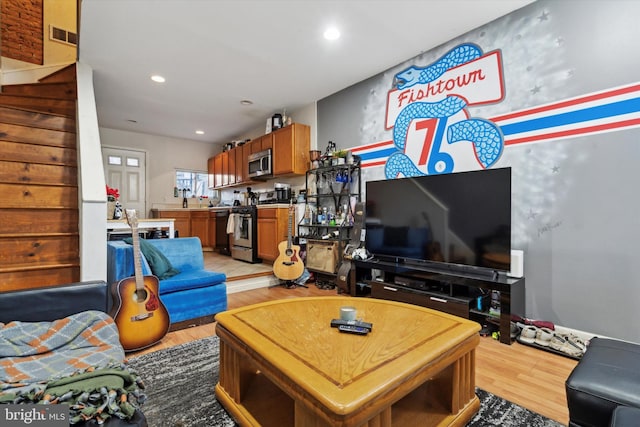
[538, 11, 549, 22]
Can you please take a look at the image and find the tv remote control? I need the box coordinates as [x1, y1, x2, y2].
[330, 319, 373, 330]
[338, 324, 370, 335]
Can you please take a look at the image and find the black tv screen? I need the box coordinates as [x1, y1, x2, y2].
[365, 167, 511, 273]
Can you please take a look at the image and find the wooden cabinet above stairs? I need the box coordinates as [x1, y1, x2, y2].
[0, 64, 81, 291]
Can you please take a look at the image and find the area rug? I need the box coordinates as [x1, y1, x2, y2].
[127, 336, 563, 427]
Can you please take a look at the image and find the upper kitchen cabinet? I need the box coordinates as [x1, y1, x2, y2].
[221, 150, 230, 187]
[272, 123, 310, 176]
[208, 122, 310, 188]
[228, 147, 237, 186]
[235, 145, 244, 184]
[213, 153, 223, 188]
[251, 134, 273, 154]
[207, 157, 215, 188]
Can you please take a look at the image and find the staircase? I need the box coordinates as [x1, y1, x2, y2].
[0, 64, 81, 291]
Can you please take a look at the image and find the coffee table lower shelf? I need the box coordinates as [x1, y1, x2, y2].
[215, 372, 480, 427]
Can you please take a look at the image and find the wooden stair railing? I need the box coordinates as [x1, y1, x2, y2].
[0, 64, 81, 291]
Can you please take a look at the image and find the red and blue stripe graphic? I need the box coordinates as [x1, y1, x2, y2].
[354, 82, 640, 168]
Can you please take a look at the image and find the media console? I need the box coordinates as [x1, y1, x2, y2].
[351, 258, 525, 345]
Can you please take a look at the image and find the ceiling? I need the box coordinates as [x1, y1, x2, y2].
[79, 0, 534, 146]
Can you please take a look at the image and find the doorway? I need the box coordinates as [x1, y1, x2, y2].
[102, 147, 147, 217]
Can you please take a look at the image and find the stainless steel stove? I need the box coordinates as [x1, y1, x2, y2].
[230, 205, 261, 263]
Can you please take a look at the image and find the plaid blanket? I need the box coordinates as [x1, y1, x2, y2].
[0, 311, 144, 424]
[0, 311, 124, 384]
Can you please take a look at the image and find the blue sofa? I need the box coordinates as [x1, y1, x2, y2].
[107, 237, 227, 326]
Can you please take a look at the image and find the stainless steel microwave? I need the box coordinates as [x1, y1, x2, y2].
[248, 149, 272, 179]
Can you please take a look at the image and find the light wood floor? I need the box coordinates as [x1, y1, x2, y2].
[131, 252, 577, 425]
[202, 250, 273, 281]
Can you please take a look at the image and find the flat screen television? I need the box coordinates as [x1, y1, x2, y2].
[364, 167, 511, 275]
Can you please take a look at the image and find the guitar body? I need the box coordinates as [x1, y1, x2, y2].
[273, 202, 305, 282]
[111, 275, 170, 352]
[273, 241, 304, 281]
[110, 209, 170, 352]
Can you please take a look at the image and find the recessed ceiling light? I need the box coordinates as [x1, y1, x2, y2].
[240, 99, 253, 106]
[323, 27, 340, 41]
[195, 130, 205, 135]
[151, 75, 166, 83]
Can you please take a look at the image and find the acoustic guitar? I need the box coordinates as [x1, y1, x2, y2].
[273, 203, 304, 281]
[110, 209, 170, 352]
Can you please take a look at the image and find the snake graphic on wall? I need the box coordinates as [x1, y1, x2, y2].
[386, 43, 504, 179]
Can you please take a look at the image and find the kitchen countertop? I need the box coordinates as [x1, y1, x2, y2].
[256, 203, 291, 209]
[151, 204, 293, 211]
[151, 206, 232, 211]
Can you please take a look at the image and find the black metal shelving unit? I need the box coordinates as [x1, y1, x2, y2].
[298, 162, 361, 278]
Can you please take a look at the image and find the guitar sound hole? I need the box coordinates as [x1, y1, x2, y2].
[133, 289, 148, 302]
[285, 249, 293, 256]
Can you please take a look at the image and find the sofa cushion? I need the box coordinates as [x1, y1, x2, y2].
[159, 269, 226, 294]
[124, 238, 180, 280]
[142, 238, 205, 272]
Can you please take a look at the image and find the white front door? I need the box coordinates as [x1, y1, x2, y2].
[102, 147, 147, 218]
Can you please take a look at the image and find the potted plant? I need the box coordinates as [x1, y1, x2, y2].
[334, 149, 348, 165]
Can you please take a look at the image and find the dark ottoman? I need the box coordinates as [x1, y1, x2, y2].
[566, 337, 640, 427]
[610, 406, 640, 427]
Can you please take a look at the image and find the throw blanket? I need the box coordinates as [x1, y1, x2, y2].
[0, 311, 145, 424]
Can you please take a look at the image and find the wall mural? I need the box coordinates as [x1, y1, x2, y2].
[355, 42, 640, 179]
[384, 43, 505, 178]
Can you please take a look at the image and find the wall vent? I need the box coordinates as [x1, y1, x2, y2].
[49, 25, 77, 46]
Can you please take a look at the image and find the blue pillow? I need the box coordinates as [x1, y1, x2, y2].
[123, 238, 180, 280]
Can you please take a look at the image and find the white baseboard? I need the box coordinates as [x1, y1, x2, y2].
[226, 275, 278, 294]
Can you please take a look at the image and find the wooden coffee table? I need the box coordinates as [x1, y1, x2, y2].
[215, 296, 480, 427]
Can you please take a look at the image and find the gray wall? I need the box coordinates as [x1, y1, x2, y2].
[318, 0, 640, 342]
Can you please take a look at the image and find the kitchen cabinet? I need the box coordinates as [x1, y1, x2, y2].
[257, 207, 292, 262]
[152, 209, 218, 247]
[261, 133, 273, 152]
[250, 134, 272, 154]
[208, 146, 246, 189]
[207, 157, 215, 188]
[207, 122, 310, 189]
[235, 145, 244, 183]
[241, 143, 251, 184]
[190, 210, 209, 247]
[228, 148, 237, 185]
[154, 209, 190, 238]
[273, 123, 310, 176]
[213, 154, 223, 188]
[208, 212, 217, 249]
[221, 151, 229, 187]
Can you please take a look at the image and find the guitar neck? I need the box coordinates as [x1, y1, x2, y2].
[130, 226, 145, 291]
[287, 209, 293, 249]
